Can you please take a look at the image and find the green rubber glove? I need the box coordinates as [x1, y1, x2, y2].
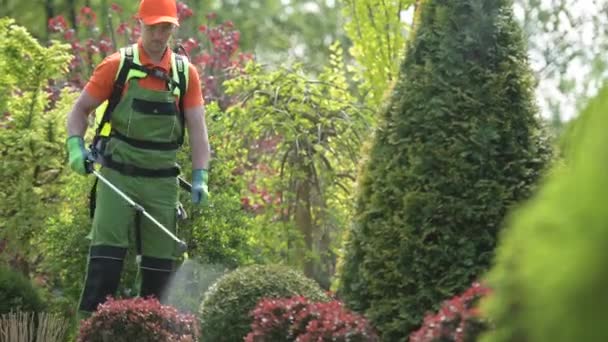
[192, 169, 209, 206]
[66, 136, 90, 175]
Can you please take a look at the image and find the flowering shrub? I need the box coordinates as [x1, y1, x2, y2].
[77, 297, 200, 342]
[185, 14, 253, 109]
[245, 296, 379, 342]
[409, 282, 491, 342]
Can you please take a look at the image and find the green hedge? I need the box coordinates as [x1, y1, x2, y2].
[480, 85, 608, 342]
[338, 0, 552, 339]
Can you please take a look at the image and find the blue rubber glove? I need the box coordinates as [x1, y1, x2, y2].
[192, 169, 209, 206]
[66, 136, 91, 175]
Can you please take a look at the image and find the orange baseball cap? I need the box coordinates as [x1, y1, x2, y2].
[138, 0, 180, 26]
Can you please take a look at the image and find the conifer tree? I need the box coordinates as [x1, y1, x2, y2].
[338, 0, 552, 339]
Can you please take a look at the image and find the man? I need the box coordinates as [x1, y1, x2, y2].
[65, 0, 210, 318]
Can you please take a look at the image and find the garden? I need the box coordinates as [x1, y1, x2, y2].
[1, 0, 607, 341]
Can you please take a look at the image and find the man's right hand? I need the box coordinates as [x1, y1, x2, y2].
[66, 136, 91, 175]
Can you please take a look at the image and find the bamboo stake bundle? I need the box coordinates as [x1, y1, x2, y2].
[0, 311, 69, 342]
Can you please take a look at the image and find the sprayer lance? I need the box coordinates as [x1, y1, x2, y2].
[91, 169, 188, 254]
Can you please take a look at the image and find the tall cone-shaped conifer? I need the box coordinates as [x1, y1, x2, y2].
[338, 0, 552, 339]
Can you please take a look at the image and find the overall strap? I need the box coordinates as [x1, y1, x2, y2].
[172, 53, 188, 145]
[91, 45, 135, 149]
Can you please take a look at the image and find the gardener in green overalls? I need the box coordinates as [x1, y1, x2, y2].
[65, 0, 210, 318]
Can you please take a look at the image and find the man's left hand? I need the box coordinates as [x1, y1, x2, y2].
[192, 169, 209, 206]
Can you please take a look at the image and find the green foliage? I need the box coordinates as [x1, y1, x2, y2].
[177, 101, 257, 268]
[199, 264, 329, 342]
[0, 18, 72, 267]
[338, 0, 552, 340]
[0, 266, 45, 314]
[0, 19, 70, 110]
[34, 178, 89, 316]
[222, 47, 373, 286]
[341, 0, 414, 107]
[479, 84, 608, 342]
[182, 191, 254, 268]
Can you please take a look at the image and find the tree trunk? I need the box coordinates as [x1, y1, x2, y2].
[44, 0, 54, 40]
[67, 0, 77, 32]
[313, 228, 333, 289]
[294, 176, 314, 278]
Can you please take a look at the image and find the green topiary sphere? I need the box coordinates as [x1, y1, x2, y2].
[199, 264, 329, 342]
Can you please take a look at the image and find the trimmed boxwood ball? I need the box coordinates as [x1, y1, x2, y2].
[199, 264, 329, 342]
[0, 266, 45, 314]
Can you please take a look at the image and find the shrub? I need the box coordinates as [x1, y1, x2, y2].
[0, 17, 72, 276]
[337, 0, 552, 339]
[245, 296, 309, 341]
[479, 85, 608, 342]
[410, 282, 491, 342]
[0, 266, 45, 315]
[199, 264, 329, 342]
[295, 300, 379, 342]
[221, 59, 372, 287]
[77, 297, 199, 342]
[245, 296, 379, 342]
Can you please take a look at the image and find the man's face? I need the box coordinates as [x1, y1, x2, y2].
[140, 22, 175, 55]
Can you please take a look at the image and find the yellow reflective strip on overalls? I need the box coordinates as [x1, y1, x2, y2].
[96, 44, 145, 137]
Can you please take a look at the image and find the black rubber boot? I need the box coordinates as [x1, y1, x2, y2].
[139, 256, 174, 302]
[78, 246, 126, 313]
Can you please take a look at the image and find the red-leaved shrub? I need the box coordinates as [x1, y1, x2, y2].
[245, 296, 379, 342]
[77, 297, 200, 342]
[409, 282, 491, 342]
